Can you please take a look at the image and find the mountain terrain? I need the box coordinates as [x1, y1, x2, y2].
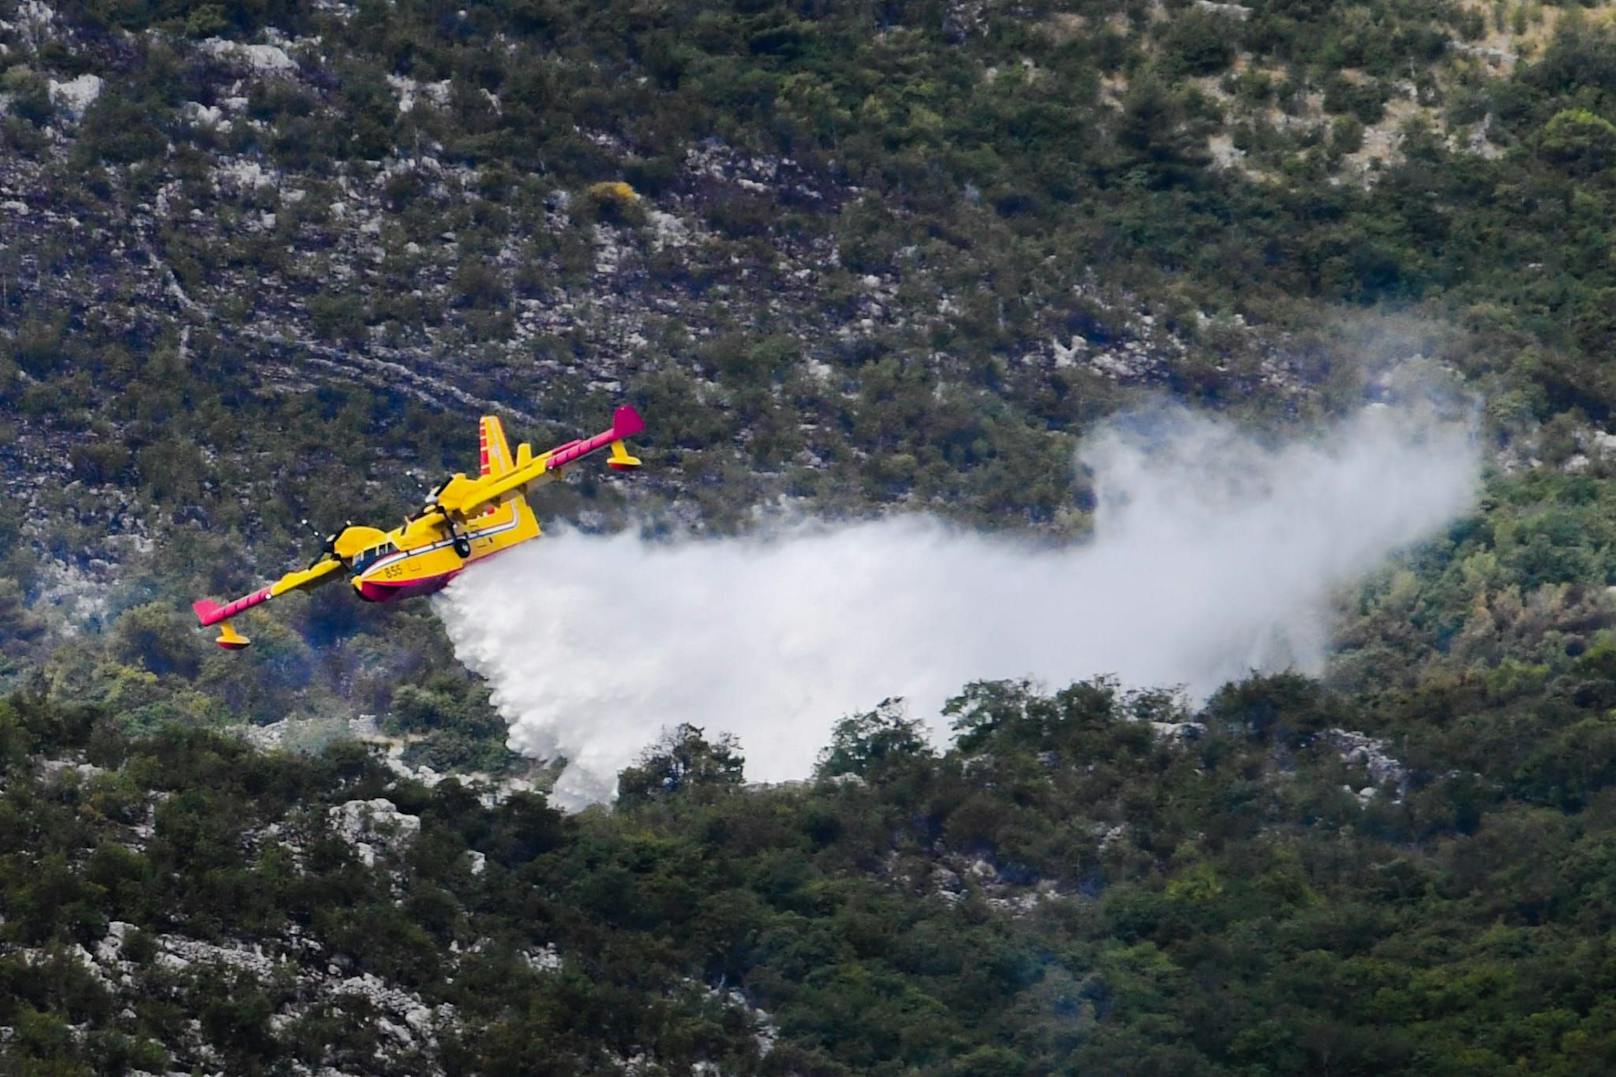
[7, 0, 1616, 1072]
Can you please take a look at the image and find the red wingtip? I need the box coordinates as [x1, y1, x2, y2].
[613, 405, 645, 439]
[192, 599, 224, 627]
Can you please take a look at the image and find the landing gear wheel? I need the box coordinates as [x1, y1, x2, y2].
[452, 534, 472, 559]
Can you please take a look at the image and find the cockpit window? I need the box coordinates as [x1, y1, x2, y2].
[353, 542, 397, 573]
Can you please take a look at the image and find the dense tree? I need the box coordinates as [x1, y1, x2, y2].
[6, 673, 1616, 1072]
[815, 698, 931, 779]
[616, 722, 747, 806]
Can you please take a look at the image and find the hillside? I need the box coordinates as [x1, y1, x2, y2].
[10, 678, 1616, 1074]
[9, 0, 1616, 719]
[7, 0, 1616, 1071]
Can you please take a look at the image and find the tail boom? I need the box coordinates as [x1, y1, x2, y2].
[193, 587, 271, 627]
[542, 406, 646, 472]
[193, 586, 274, 649]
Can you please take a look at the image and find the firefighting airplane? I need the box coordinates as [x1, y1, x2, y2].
[192, 406, 645, 649]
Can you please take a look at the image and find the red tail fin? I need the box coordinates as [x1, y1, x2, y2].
[613, 405, 645, 440]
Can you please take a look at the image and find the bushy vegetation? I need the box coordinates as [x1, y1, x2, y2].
[9, 671, 1616, 1073]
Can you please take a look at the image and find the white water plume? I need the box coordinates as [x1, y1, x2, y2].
[437, 403, 1479, 806]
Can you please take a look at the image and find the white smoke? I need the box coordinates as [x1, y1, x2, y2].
[437, 403, 1479, 806]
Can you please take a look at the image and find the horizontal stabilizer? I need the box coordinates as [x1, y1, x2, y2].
[192, 599, 225, 625]
[608, 440, 641, 471]
[215, 622, 251, 649]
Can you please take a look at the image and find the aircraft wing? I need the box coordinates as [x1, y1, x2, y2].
[192, 555, 347, 647]
[437, 405, 644, 521]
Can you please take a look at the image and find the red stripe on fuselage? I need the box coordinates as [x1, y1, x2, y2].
[356, 572, 460, 603]
[354, 535, 527, 603]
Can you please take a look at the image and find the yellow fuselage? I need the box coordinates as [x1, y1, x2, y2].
[340, 494, 541, 603]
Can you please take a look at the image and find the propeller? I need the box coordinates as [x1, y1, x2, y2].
[302, 518, 351, 569]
